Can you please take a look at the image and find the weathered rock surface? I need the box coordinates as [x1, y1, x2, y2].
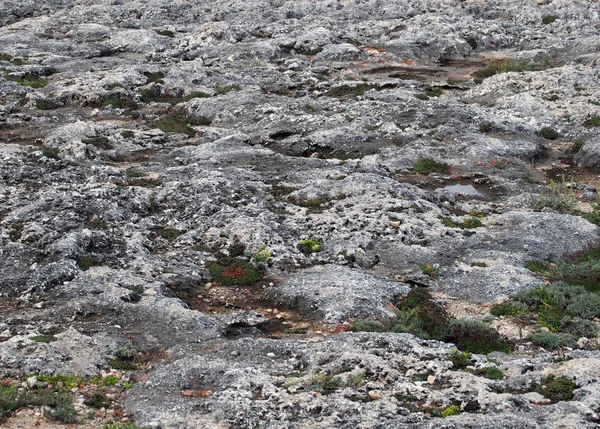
[2, 0, 600, 427]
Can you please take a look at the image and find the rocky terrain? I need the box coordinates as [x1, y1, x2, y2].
[1, 0, 600, 427]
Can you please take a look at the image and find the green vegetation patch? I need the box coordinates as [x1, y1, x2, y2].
[152, 114, 197, 136]
[185, 91, 212, 101]
[82, 136, 111, 149]
[140, 88, 183, 105]
[29, 335, 58, 343]
[542, 15, 557, 25]
[472, 56, 553, 83]
[441, 217, 483, 229]
[102, 96, 138, 110]
[143, 71, 164, 84]
[494, 243, 600, 347]
[354, 288, 511, 354]
[0, 382, 76, 423]
[40, 146, 60, 159]
[206, 258, 262, 286]
[156, 227, 182, 242]
[4, 72, 48, 88]
[490, 301, 527, 316]
[84, 392, 110, 409]
[413, 158, 449, 175]
[77, 256, 100, 271]
[537, 375, 576, 402]
[297, 238, 324, 254]
[465, 37, 477, 50]
[584, 116, 600, 127]
[539, 127, 558, 140]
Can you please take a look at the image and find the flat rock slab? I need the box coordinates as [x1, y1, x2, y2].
[265, 265, 410, 323]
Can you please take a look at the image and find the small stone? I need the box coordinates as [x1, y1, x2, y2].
[230, 351, 239, 356]
[199, 390, 213, 397]
[26, 377, 38, 388]
[273, 308, 279, 314]
[368, 391, 381, 400]
[267, 352, 276, 357]
[427, 375, 436, 384]
[183, 390, 194, 397]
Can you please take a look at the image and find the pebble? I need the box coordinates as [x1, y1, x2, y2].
[231, 351, 239, 356]
[183, 390, 194, 397]
[266, 352, 276, 357]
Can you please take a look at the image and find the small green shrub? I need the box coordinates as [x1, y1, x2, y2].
[531, 180, 576, 214]
[542, 15, 557, 25]
[413, 158, 449, 175]
[102, 97, 137, 110]
[102, 375, 119, 386]
[441, 217, 482, 229]
[539, 127, 558, 140]
[450, 349, 471, 369]
[419, 264, 439, 277]
[45, 404, 77, 423]
[143, 71, 164, 84]
[252, 245, 271, 263]
[449, 319, 510, 354]
[441, 404, 460, 418]
[571, 141, 585, 153]
[297, 238, 324, 254]
[415, 93, 429, 100]
[77, 256, 100, 271]
[109, 360, 137, 370]
[35, 98, 53, 110]
[185, 91, 212, 101]
[352, 319, 387, 332]
[140, 88, 182, 105]
[157, 227, 182, 242]
[490, 301, 527, 316]
[308, 371, 344, 394]
[472, 56, 553, 83]
[537, 375, 576, 402]
[584, 116, 600, 127]
[5, 73, 48, 88]
[527, 331, 577, 349]
[524, 260, 549, 274]
[41, 146, 60, 159]
[121, 130, 135, 138]
[126, 170, 147, 178]
[559, 316, 598, 338]
[480, 366, 505, 380]
[30, 335, 57, 343]
[82, 136, 111, 149]
[206, 258, 261, 286]
[465, 37, 477, 50]
[153, 114, 196, 136]
[84, 393, 110, 409]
